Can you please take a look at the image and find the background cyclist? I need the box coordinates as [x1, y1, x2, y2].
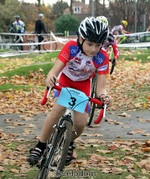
[111, 20, 129, 43]
[96, 16, 119, 66]
[11, 15, 26, 50]
[27, 17, 111, 166]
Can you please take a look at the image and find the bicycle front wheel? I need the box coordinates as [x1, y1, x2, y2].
[55, 120, 72, 178]
[37, 119, 72, 179]
[87, 75, 97, 127]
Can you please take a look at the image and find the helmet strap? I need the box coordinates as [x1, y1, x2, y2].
[77, 37, 85, 54]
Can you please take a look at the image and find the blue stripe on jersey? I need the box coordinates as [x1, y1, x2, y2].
[93, 52, 106, 65]
[70, 46, 80, 58]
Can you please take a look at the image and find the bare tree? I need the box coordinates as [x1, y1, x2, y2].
[70, 0, 73, 15]
[37, 0, 41, 6]
[0, 0, 5, 5]
[108, 0, 150, 32]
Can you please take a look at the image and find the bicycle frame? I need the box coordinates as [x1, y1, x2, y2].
[9, 33, 25, 51]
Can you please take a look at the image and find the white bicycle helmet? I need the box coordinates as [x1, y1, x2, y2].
[15, 15, 20, 19]
[38, 13, 44, 18]
[78, 17, 109, 43]
[96, 16, 108, 26]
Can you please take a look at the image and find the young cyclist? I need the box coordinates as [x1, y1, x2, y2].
[27, 17, 111, 166]
[111, 20, 129, 43]
[96, 16, 119, 66]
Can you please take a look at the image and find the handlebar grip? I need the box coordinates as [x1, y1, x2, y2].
[94, 108, 104, 124]
[40, 87, 50, 105]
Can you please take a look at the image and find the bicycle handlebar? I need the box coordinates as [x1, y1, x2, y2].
[40, 86, 106, 124]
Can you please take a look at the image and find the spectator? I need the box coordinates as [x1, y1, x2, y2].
[34, 13, 47, 52]
[11, 15, 26, 50]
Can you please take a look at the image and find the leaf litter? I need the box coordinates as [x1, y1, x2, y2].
[0, 56, 150, 178]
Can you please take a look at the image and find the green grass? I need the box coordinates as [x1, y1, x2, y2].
[0, 167, 38, 179]
[1, 141, 149, 179]
[0, 83, 32, 91]
[0, 51, 59, 60]
[62, 144, 149, 179]
[119, 48, 150, 63]
[0, 63, 54, 78]
[0, 52, 58, 92]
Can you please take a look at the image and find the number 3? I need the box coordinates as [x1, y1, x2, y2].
[68, 97, 76, 107]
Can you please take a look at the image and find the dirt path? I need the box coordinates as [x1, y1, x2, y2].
[1, 110, 150, 141]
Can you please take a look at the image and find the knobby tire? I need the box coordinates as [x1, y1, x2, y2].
[55, 120, 72, 178]
[37, 127, 65, 179]
[87, 76, 97, 127]
[24, 40, 36, 51]
[37, 119, 72, 179]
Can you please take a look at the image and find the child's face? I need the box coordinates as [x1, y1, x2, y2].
[79, 38, 102, 57]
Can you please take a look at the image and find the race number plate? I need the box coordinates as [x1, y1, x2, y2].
[57, 87, 89, 113]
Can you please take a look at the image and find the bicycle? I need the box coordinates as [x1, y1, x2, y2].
[12, 34, 25, 51]
[87, 59, 115, 127]
[42, 33, 57, 51]
[37, 85, 106, 179]
[23, 32, 57, 52]
[0, 33, 25, 51]
[118, 32, 136, 44]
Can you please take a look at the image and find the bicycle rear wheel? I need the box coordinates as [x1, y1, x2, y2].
[43, 39, 57, 51]
[24, 40, 36, 52]
[37, 118, 72, 179]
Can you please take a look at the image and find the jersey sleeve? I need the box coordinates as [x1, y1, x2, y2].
[58, 40, 75, 64]
[111, 43, 119, 59]
[108, 33, 119, 59]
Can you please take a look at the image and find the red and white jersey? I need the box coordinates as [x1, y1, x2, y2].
[102, 33, 119, 60]
[111, 25, 124, 35]
[58, 40, 109, 81]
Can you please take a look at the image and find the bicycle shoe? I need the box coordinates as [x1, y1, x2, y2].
[65, 144, 76, 166]
[27, 147, 43, 166]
